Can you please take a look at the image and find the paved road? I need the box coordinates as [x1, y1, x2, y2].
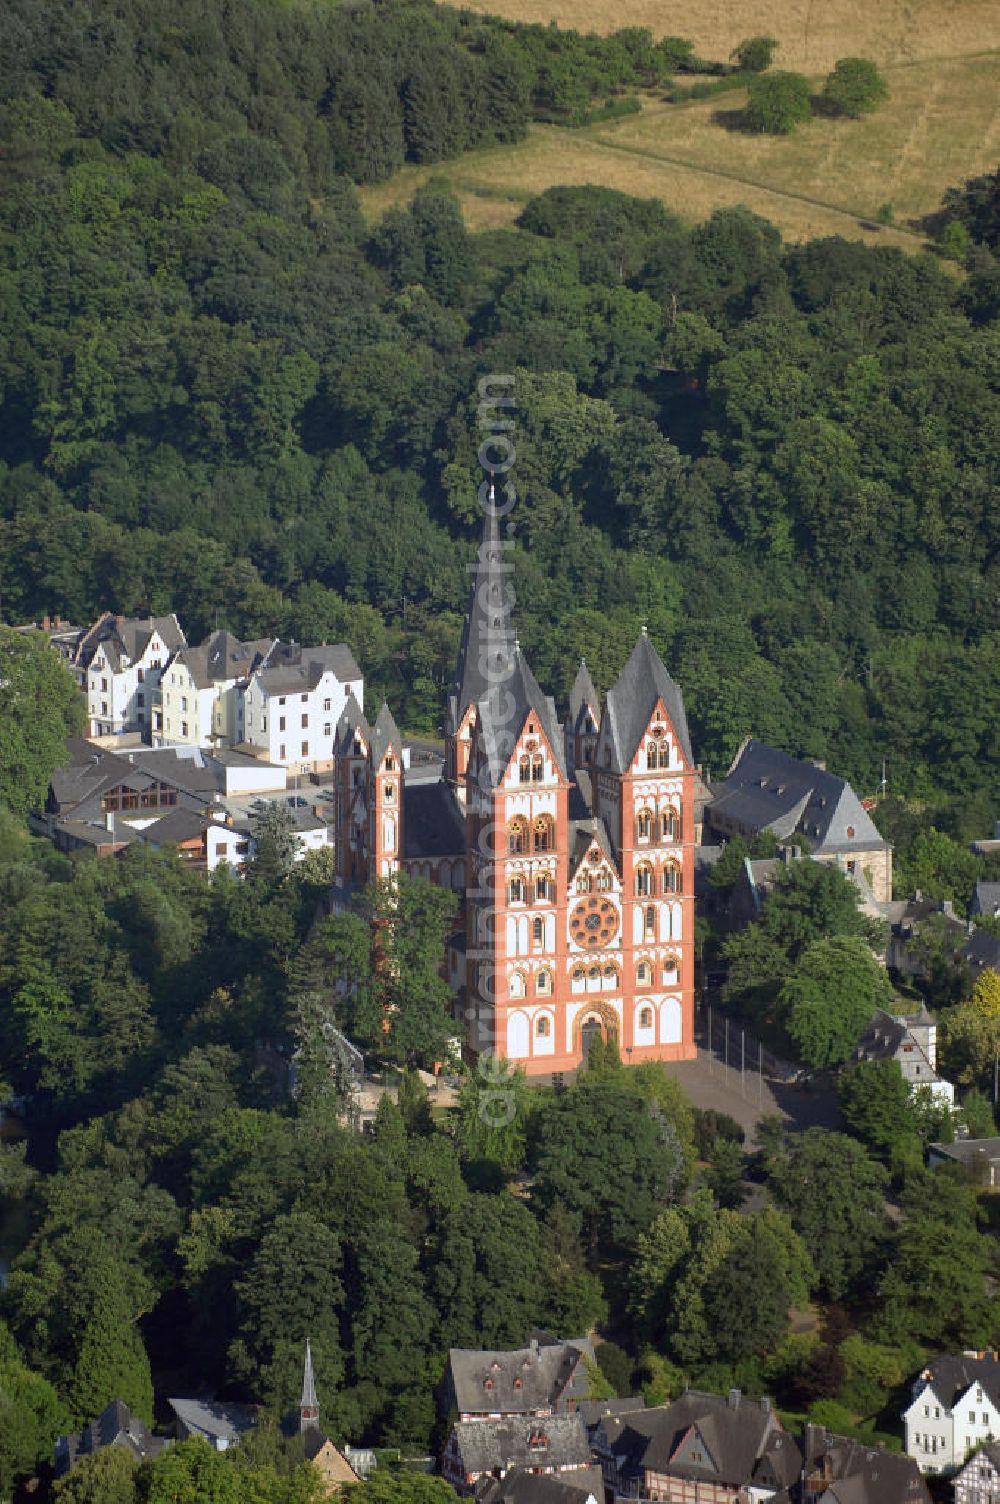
[658, 1050, 841, 1146]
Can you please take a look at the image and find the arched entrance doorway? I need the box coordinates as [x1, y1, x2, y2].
[575, 1003, 619, 1061]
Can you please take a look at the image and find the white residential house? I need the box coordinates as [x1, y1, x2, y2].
[904, 1353, 1000, 1473]
[80, 615, 186, 738]
[239, 641, 362, 774]
[853, 1004, 954, 1108]
[159, 631, 275, 747]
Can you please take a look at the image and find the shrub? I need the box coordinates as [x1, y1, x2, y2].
[823, 57, 889, 118]
[745, 71, 813, 134]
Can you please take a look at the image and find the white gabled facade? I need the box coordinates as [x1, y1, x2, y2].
[905, 1358, 1000, 1473]
[84, 616, 185, 739]
[239, 644, 363, 774]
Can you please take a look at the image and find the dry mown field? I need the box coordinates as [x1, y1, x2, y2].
[360, 51, 1000, 245]
[457, 0, 1000, 74]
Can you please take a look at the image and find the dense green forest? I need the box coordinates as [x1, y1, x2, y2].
[4, 2, 1000, 1495]
[2, 821, 997, 1496]
[2, 0, 1000, 824]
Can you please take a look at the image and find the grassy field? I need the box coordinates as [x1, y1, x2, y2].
[458, 0, 1000, 74]
[359, 51, 1000, 247]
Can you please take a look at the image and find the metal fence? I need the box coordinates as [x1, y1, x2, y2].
[697, 1004, 803, 1100]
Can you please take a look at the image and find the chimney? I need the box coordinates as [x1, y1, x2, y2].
[728, 1388, 741, 1410]
[42, 614, 50, 631]
[54, 614, 61, 627]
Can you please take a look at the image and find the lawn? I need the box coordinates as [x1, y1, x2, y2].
[359, 51, 1000, 247]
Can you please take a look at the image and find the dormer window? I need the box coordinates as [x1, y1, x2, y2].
[484, 1378, 494, 1391]
[514, 1377, 523, 1390]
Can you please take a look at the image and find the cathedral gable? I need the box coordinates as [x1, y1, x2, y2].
[629, 698, 687, 776]
[499, 712, 564, 792]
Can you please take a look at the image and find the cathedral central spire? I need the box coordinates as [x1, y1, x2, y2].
[445, 494, 516, 783]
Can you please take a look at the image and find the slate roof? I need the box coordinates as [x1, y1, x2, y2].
[708, 740, 888, 853]
[448, 1342, 590, 1418]
[910, 1351, 1000, 1410]
[601, 1391, 795, 1492]
[475, 649, 567, 790]
[854, 1008, 935, 1068]
[477, 1465, 605, 1504]
[971, 882, 1000, 917]
[448, 504, 515, 736]
[53, 818, 144, 850]
[121, 748, 220, 800]
[168, 1397, 257, 1445]
[175, 631, 274, 689]
[602, 631, 693, 772]
[929, 1137, 1000, 1172]
[575, 1398, 647, 1432]
[254, 640, 361, 696]
[567, 818, 618, 883]
[963, 927, 1000, 977]
[802, 1428, 929, 1504]
[335, 693, 371, 756]
[404, 780, 466, 860]
[450, 1414, 591, 1476]
[57, 1399, 168, 1474]
[371, 702, 403, 769]
[141, 808, 210, 847]
[86, 614, 186, 673]
[48, 741, 219, 823]
[568, 661, 600, 730]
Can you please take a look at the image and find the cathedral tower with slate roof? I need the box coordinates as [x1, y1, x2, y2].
[332, 507, 696, 1074]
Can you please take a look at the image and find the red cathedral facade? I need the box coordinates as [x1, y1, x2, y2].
[333, 507, 697, 1076]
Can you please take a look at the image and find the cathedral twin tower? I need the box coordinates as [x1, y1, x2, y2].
[334, 504, 696, 1076]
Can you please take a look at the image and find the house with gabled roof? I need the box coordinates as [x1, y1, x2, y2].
[55, 1399, 169, 1475]
[593, 1388, 799, 1504]
[159, 629, 275, 748]
[476, 1464, 605, 1504]
[78, 613, 186, 740]
[705, 738, 892, 903]
[903, 1350, 1000, 1473]
[445, 1337, 596, 1423]
[241, 639, 362, 774]
[168, 1396, 258, 1450]
[801, 1425, 930, 1502]
[442, 1414, 593, 1495]
[852, 1004, 953, 1106]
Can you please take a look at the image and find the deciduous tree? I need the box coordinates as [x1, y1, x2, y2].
[745, 71, 813, 134]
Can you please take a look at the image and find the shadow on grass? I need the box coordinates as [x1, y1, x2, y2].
[711, 106, 754, 133]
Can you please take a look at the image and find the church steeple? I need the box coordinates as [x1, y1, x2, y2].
[301, 1338, 320, 1434]
[446, 491, 516, 785]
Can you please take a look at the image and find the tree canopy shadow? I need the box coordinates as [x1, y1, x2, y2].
[711, 106, 754, 133]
